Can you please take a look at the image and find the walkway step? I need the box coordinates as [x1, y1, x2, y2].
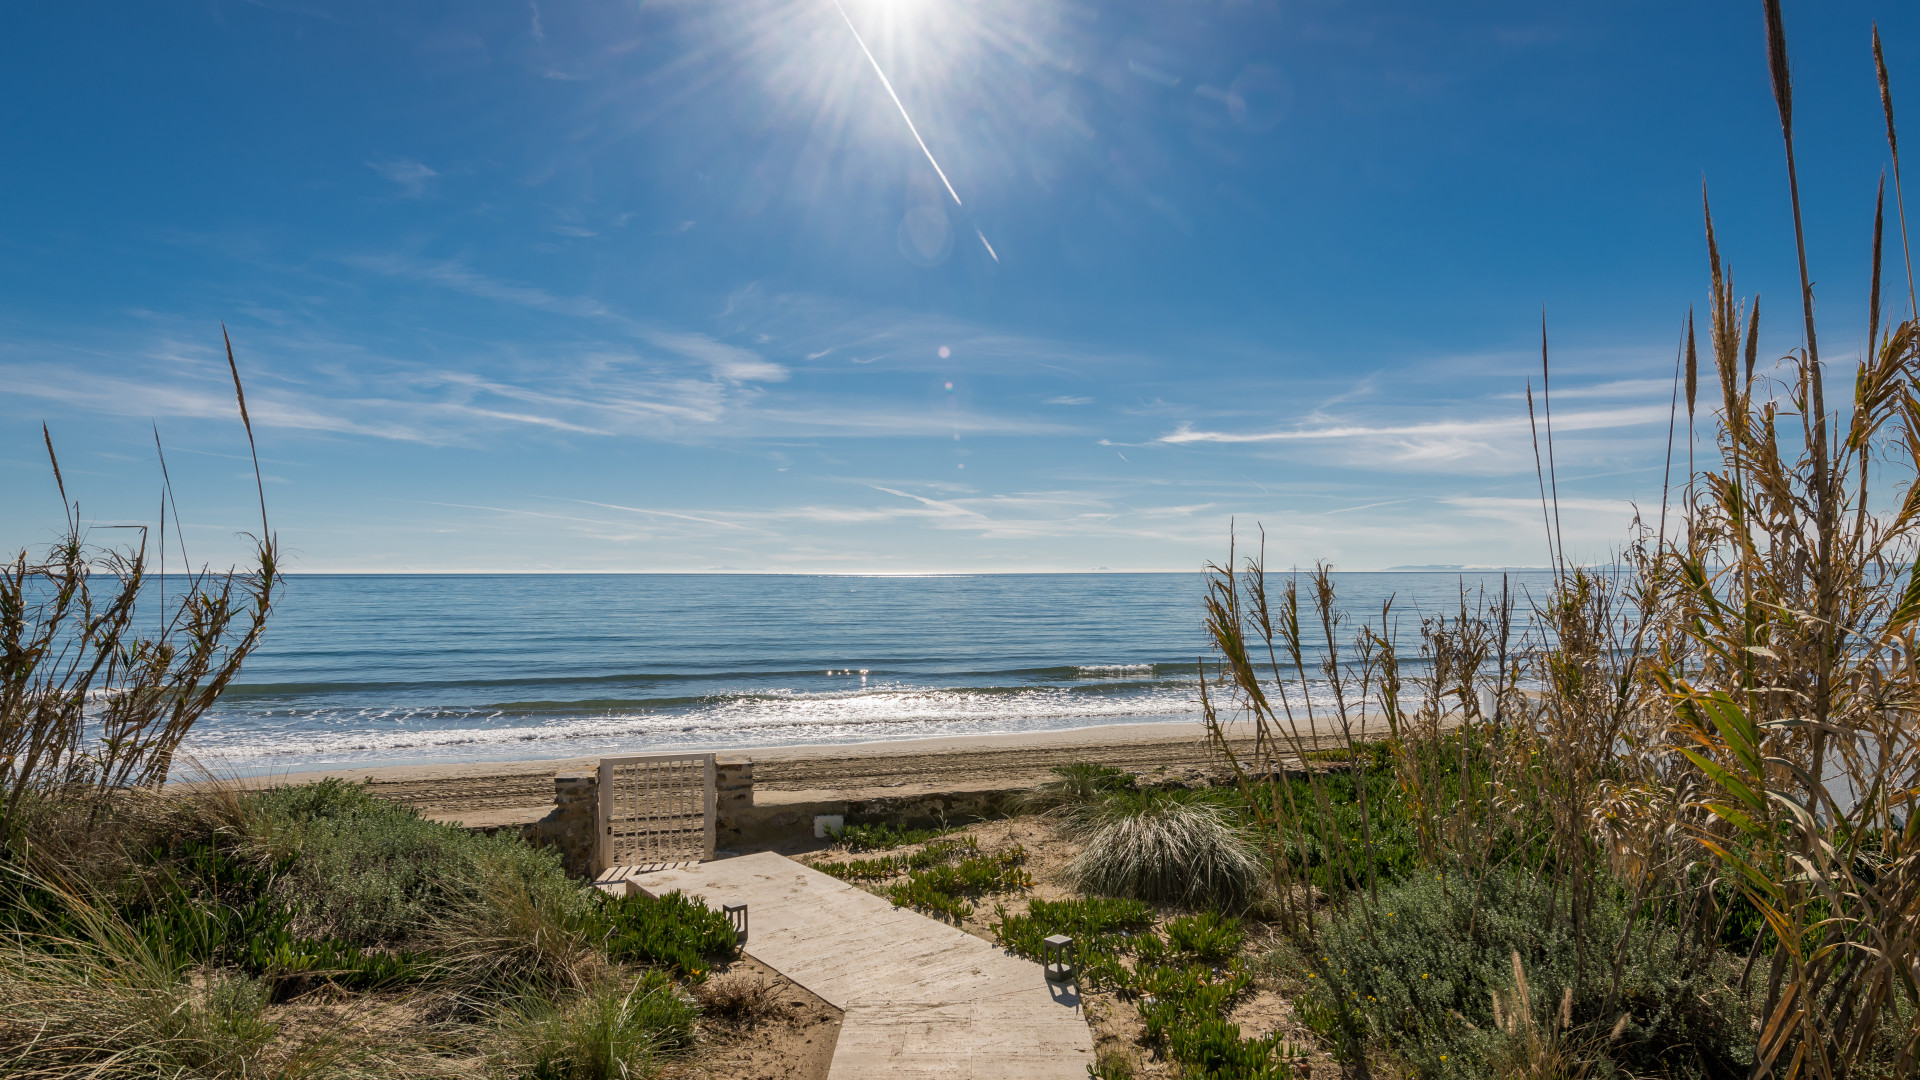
[628, 851, 1094, 1080]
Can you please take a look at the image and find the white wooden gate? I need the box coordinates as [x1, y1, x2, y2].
[597, 752, 717, 871]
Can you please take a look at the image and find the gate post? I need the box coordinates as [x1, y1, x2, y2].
[703, 755, 717, 861]
[596, 757, 614, 873]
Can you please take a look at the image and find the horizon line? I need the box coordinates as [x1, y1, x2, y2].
[268, 566, 1563, 577]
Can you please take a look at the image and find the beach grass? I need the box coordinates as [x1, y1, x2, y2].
[0, 777, 741, 1079]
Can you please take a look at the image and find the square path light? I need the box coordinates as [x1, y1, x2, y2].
[1042, 934, 1076, 983]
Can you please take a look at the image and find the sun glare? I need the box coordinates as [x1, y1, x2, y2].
[725, 0, 1060, 268]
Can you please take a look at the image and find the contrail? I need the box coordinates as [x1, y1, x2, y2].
[974, 227, 998, 262]
[830, 0, 961, 205]
[830, 0, 999, 262]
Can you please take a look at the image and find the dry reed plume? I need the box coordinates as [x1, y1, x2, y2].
[1, 328, 280, 846]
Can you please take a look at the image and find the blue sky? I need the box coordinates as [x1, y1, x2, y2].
[3, 0, 1916, 572]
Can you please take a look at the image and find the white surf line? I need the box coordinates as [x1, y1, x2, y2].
[830, 0, 999, 263]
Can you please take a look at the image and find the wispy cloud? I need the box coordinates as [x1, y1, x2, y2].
[641, 330, 789, 383]
[869, 484, 989, 520]
[1494, 378, 1675, 401]
[569, 498, 766, 532]
[365, 158, 437, 197]
[346, 254, 611, 319]
[348, 255, 792, 386]
[1159, 405, 1669, 444]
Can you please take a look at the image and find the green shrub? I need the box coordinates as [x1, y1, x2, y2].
[1065, 790, 1262, 909]
[1136, 961, 1254, 1035]
[509, 971, 698, 1080]
[4, 832, 421, 1000]
[992, 896, 1156, 957]
[906, 837, 979, 868]
[807, 836, 979, 882]
[250, 775, 379, 822]
[886, 846, 1030, 922]
[1237, 760, 1427, 894]
[1165, 911, 1244, 964]
[992, 894, 1279, 1074]
[242, 931, 422, 996]
[251, 778, 497, 947]
[1137, 960, 1271, 1075]
[156, 972, 279, 1072]
[1168, 1017, 1302, 1080]
[1301, 868, 1753, 1080]
[808, 853, 905, 881]
[991, 896, 1157, 991]
[595, 890, 739, 982]
[246, 780, 590, 995]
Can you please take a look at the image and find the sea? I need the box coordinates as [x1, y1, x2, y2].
[180, 572, 1554, 775]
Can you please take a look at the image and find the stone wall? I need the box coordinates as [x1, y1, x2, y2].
[715, 756, 752, 851]
[517, 754, 1029, 878]
[726, 787, 1023, 845]
[523, 771, 599, 879]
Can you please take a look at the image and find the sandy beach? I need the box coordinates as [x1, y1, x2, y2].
[198, 716, 1392, 825]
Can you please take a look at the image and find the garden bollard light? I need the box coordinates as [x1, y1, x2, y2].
[1042, 934, 1077, 983]
[723, 902, 749, 946]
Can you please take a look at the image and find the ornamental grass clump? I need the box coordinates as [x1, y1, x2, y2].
[1064, 789, 1263, 910]
[0, 876, 361, 1079]
[423, 838, 602, 996]
[1020, 762, 1137, 813]
[502, 970, 698, 1080]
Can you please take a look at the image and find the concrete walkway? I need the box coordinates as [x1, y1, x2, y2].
[622, 851, 1095, 1079]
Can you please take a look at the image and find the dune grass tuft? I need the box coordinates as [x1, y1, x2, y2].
[1063, 789, 1262, 910]
[502, 971, 698, 1080]
[1020, 762, 1137, 814]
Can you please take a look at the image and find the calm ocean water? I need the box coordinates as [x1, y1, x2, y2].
[182, 572, 1553, 774]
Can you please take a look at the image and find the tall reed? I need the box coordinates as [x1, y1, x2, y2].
[1199, 7, 1920, 1076]
[0, 330, 280, 844]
